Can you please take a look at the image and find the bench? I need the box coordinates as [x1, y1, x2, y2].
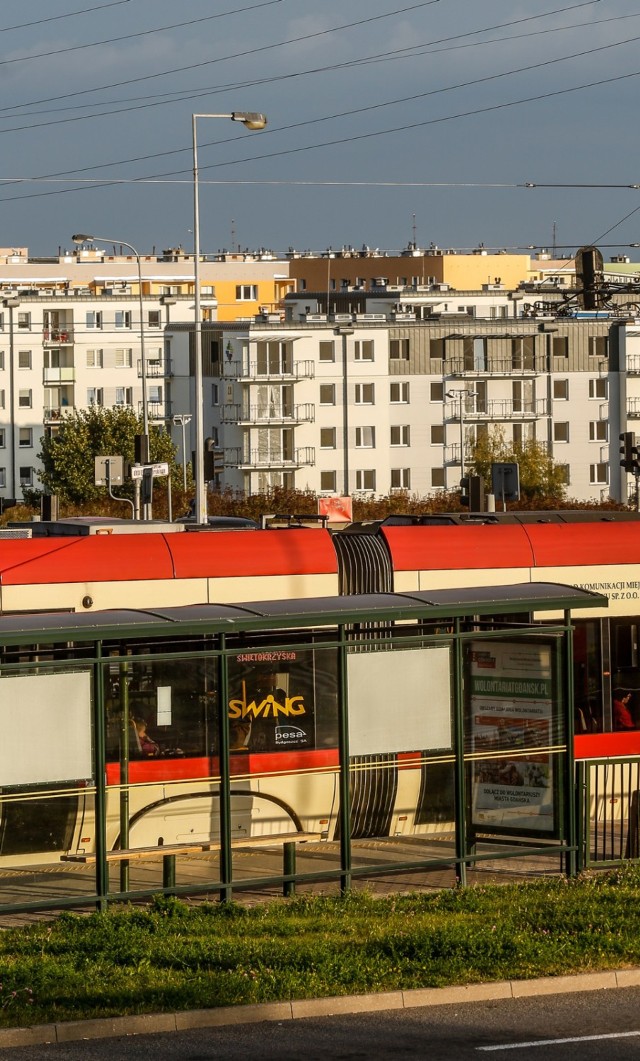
[61, 830, 324, 897]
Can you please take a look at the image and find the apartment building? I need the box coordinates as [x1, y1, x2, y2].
[164, 290, 639, 505]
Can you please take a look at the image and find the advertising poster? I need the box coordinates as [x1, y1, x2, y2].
[468, 641, 557, 834]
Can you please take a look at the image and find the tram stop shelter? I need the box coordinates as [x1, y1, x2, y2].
[0, 581, 606, 915]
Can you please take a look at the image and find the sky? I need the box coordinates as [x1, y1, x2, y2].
[1, 0, 640, 261]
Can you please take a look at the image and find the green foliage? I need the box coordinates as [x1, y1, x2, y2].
[468, 426, 568, 502]
[2, 867, 640, 1027]
[37, 406, 180, 504]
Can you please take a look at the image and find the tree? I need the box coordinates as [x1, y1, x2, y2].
[468, 426, 568, 502]
[38, 406, 179, 504]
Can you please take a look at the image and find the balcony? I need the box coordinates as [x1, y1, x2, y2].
[627, 400, 640, 419]
[220, 402, 315, 425]
[137, 358, 172, 378]
[226, 447, 316, 469]
[44, 405, 75, 422]
[140, 400, 172, 422]
[446, 398, 548, 422]
[222, 359, 315, 381]
[627, 356, 640, 376]
[446, 356, 543, 378]
[43, 367, 75, 384]
[43, 329, 73, 345]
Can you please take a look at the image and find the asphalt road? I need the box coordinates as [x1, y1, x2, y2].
[2, 987, 640, 1060]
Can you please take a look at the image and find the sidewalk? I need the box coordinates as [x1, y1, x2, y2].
[1, 967, 639, 1050]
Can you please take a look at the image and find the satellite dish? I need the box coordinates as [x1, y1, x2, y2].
[575, 245, 604, 310]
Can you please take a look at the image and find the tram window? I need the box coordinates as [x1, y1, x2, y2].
[105, 656, 217, 762]
[573, 619, 605, 733]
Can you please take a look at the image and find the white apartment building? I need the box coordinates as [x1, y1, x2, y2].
[164, 292, 640, 505]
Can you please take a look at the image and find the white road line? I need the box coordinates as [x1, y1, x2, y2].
[478, 1030, 640, 1051]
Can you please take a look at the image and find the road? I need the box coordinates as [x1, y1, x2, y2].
[2, 986, 640, 1060]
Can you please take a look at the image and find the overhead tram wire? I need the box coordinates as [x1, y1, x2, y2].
[0, 0, 601, 114]
[2, 23, 639, 138]
[0, 0, 136, 33]
[1, 23, 639, 197]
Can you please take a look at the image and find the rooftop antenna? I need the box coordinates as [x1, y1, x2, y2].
[552, 221, 557, 258]
[230, 218, 237, 252]
[412, 213, 417, 249]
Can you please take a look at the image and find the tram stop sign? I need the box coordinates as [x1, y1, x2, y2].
[94, 455, 124, 486]
[491, 462, 520, 502]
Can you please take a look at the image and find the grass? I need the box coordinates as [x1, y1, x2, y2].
[1, 867, 640, 1028]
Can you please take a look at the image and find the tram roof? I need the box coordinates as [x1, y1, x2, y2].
[0, 582, 605, 645]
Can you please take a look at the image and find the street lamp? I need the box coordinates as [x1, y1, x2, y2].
[446, 388, 478, 477]
[172, 413, 192, 491]
[72, 233, 150, 517]
[192, 111, 267, 525]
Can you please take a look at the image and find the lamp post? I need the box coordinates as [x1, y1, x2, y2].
[72, 233, 150, 518]
[446, 388, 478, 478]
[192, 111, 267, 525]
[172, 413, 192, 491]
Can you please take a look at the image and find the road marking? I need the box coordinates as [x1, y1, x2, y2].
[478, 1030, 640, 1051]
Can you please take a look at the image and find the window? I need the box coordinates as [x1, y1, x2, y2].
[430, 381, 444, 402]
[235, 284, 258, 301]
[87, 387, 103, 406]
[0, 351, 4, 370]
[0, 314, 4, 331]
[429, 338, 445, 360]
[390, 382, 409, 403]
[211, 384, 219, 405]
[355, 426, 375, 448]
[553, 422, 569, 443]
[86, 311, 102, 329]
[391, 468, 411, 489]
[18, 427, 32, 448]
[148, 310, 161, 328]
[115, 387, 133, 406]
[320, 427, 336, 448]
[463, 337, 487, 371]
[0, 468, 5, 488]
[557, 464, 571, 486]
[389, 338, 409, 360]
[355, 383, 374, 404]
[355, 469, 376, 491]
[589, 378, 608, 399]
[589, 421, 608, 441]
[0, 390, 4, 409]
[319, 384, 335, 405]
[19, 467, 33, 486]
[115, 348, 133, 368]
[0, 428, 4, 447]
[354, 340, 374, 361]
[17, 350, 31, 369]
[552, 336, 569, 357]
[590, 463, 608, 484]
[430, 424, 444, 445]
[17, 312, 30, 330]
[512, 336, 535, 370]
[320, 470, 336, 492]
[319, 341, 335, 362]
[115, 311, 132, 329]
[18, 389, 31, 408]
[589, 336, 609, 358]
[86, 349, 103, 368]
[431, 468, 445, 488]
[390, 425, 410, 446]
[553, 379, 569, 400]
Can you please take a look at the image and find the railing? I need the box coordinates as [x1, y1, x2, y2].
[43, 367, 75, 384]
[220, 403, 315, 424]
[627, 356, 640, 376]
[222, 360, 315, 380]
[627, 400, 640, 419]
[577, 757, 640, 868]
[140, 400, 172, 421]
[445, 398, 548, 421]
[43, 329, 73, 344]
[44, 405, 75, 421]
[446, 356, 544, 377]
[227, 447, 316, 468]
[137, 359, 172, 378]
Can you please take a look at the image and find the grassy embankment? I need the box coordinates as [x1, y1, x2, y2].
[1, 867, 640, 1027]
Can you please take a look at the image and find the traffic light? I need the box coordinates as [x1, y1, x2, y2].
[619, 432, 637, 473]
[460, 475, 484, 510]
[203, 438, 224, 481]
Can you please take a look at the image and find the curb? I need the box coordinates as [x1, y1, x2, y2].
[1, 968, 639, 1049]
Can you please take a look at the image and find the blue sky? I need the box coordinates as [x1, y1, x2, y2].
[2, 0, 640, 260]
